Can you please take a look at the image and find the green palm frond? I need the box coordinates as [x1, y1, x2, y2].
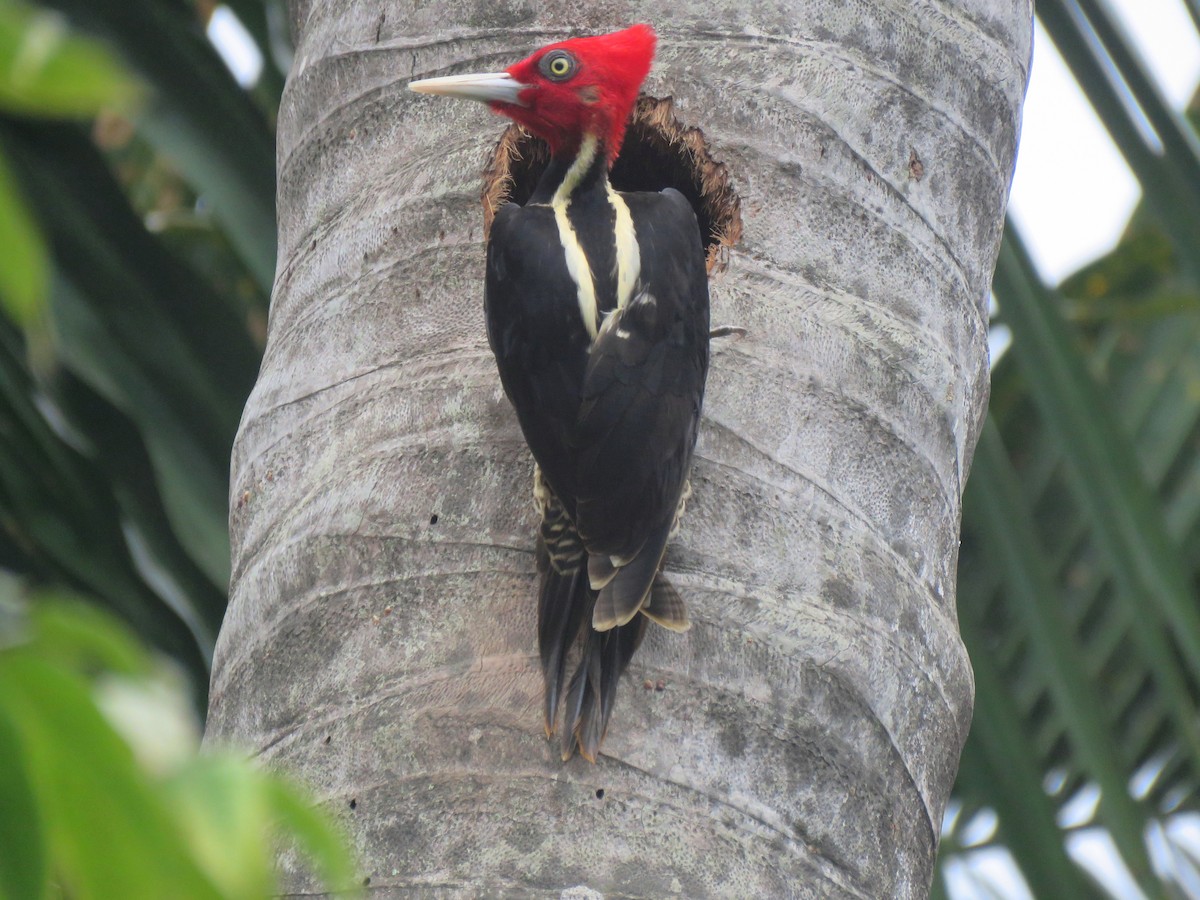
[939, 2, 1200, 895]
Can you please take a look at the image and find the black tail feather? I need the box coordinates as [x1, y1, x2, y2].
[561, 626, 602, 760]
[538, 564, 589, 735]
[559, 637, 590, 743]
[534, 475, 653, 760]
[592, 619, 643, 748]
[562, 615, 648, 762]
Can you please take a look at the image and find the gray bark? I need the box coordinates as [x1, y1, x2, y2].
[206, 2, 1032, 897]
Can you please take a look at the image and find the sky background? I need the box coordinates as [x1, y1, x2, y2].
[1009, 0, 1200, 284]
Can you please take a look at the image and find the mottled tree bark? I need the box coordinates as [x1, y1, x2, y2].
[206, 2, 1032, 896]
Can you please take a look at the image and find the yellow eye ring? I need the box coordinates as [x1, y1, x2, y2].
[540, 50, 576, 81]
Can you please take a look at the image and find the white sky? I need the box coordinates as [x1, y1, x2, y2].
[207, 6, 263, 88]
[1008, 0, 1200, 284]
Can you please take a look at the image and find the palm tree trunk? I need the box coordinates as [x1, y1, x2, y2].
[206, 3, 1032, 896]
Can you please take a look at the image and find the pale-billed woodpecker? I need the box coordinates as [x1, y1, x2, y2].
[409, 24, 709, 761]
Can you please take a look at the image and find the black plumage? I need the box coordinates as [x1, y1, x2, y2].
[485, 149, 709, 760]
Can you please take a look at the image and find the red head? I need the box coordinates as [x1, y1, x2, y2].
[410, 25, 656, 165]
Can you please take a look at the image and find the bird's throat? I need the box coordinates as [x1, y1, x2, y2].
[532, 134, 606, 206]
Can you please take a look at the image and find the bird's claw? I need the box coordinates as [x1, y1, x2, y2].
[710, 324, 747, 339]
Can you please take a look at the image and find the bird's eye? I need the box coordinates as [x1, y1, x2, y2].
[540, 50, 576, 81]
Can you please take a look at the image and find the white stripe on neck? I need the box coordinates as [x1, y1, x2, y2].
[551, 134, 600, 338]
[606, 183, 641, 311]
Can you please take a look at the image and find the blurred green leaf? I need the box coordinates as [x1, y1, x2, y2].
[0, 117, 261, 593]
[945, 228, 1200, 894]
[0, 702, 47, 900]
[0, 599, 358, 899]
[965, 422, 1160, 893]
[50, 369, 230, 647]
[51, 274, 234, 589]
[945, 182, 1200, 896]
[39, 0, 277, 290]
[0, 319, 211, 687]
[995, 227, 1200, 688]
[0, 2, 140, 118]
[1058, 228, 1178, 321]
[955, 632, 1105, 899]
[1071, 0, 1200, 225]
[0, 149, 47, 324]
[27, 595, 150, 677]
[164, 755, 275, 899]
[163, 754, 361, 899]
[0, 652, 224, 899]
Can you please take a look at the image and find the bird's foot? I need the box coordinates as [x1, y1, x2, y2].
[710, 324, 747, 339]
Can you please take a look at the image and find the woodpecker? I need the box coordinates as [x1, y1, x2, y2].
[409, 24, 708, 761]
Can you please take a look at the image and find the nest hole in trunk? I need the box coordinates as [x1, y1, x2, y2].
[482, 96, 742, 274]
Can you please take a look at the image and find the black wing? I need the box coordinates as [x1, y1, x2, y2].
[572, 189, 709, 629]
[485, 202, 595, 509]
